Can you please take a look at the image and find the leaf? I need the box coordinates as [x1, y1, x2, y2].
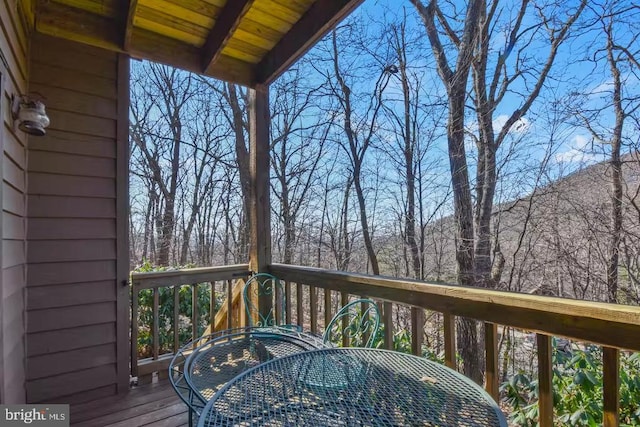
[570, 408, 585, 424]
[584, 370, 598, 385]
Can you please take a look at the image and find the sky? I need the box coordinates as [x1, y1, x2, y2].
[329, 0, 640, 180]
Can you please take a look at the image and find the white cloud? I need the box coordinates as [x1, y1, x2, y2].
[554, 134, 603, 164]
[493, 115, 531, 134]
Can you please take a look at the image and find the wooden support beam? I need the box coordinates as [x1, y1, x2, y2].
[255, 0, 364, 84]
[248, 84, 271, 272]
[603, 347, 620, 427]
[485, 323, 499, 401]
[248, 84, 271, 321]
[36, 1, 121, 52]
[122, 0, 139, 51]
[202, 0, 254, 74]
[35, 2, 254, 86]
[537, 334, 553, 427]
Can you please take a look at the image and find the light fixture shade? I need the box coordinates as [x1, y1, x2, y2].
[16, 97, 50, 136]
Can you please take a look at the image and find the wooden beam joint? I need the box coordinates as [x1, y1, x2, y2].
[255, 0, 364, 85]
[202, 0, 255, 74]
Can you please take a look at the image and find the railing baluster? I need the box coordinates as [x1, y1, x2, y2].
[603, 346, 620, 427]
[152, 287, 159, 360]
[192, 283, 198, 340]
[537, 334, 553, 427]
[285, 280, 292, 324]
[383, 302, 393, 350]
[131, 285, 139, 377]
[324, 289, 332, 329]
[227, 279, 233, 329]
[444, 313, 456, 369]
[341, 292, 349, 347]
[210, 282, 216, 332]
[296, 282, 303, 328]
[411, 307, 424, 356]
[485, 322, 499, 401]
[310, 285, 318, 334]
[173, 286, 180, 353]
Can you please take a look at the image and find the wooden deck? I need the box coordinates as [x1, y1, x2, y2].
[70, 380, 189, 427]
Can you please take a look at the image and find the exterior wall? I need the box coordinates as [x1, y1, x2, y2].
[0, 0, 33, 404]
[26, 33, 129, 404]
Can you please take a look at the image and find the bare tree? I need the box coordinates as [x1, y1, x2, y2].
[318, 26, 394, 275]
[573, 2, 640, 302]
[130, 63, 198, 266]
[270, 65, 332, 264]
[410, 0, 585, 382]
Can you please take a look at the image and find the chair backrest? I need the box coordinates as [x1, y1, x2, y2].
[243, 273, 285, 327]
[323, 299, 381, 348]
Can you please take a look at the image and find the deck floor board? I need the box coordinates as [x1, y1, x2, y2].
[71, 380, 188, 427]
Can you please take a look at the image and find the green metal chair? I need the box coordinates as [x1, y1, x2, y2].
[323, 298, 381, 348]
[243, 273, 289, 328]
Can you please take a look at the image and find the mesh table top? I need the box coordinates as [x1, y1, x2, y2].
[186, 328, 328, 403]
[198, 348, 508, 427]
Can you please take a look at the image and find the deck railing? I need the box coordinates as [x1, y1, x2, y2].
[268, 263, 640, 427]
[129, 264, 250, 383]
[129, 263, 640, 426]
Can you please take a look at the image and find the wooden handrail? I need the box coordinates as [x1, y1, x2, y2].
[130, 264, 251, 289]
[269, 263, 640, 352]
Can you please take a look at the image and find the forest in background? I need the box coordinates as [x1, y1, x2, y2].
[129, 2, 640, 419]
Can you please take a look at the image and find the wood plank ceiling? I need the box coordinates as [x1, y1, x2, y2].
[34, 0, 364, 87]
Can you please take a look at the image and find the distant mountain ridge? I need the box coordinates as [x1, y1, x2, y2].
[419, 152, 640, 304]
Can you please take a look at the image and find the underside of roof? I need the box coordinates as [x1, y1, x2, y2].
[33, 0, 363, 87]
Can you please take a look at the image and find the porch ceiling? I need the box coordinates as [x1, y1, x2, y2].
[33, 0, 363, 87]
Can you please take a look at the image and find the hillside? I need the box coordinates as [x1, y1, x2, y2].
[421, 152, 640, 304]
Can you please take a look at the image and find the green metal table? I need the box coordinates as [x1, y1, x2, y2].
[170, 326, 327, 426]
[197, 347, 508, 426]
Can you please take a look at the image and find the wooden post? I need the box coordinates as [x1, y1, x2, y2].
[485, 322, 499, 400]
[603, 346, 619, 427]
[443, 313, 456, 369]
[248, 84, 272, 321]
[537, 334, 553, 427]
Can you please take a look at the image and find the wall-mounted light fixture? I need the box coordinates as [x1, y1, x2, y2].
[11, 94, 50, 136]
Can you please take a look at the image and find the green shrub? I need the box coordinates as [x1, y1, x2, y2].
[501, 340, 640, 426]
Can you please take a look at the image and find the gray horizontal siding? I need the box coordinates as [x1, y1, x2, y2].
[26, 33, 123, 403]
